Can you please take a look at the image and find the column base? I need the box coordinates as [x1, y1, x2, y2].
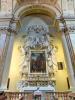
[70, 87, 75, 92]
[0, 86, 7, 92]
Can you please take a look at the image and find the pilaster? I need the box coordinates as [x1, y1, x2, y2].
[61, 33, 75, 88]
[59, 15, 75, 91]
[0, 33, 15, 90]
[0, 17, 17, 91]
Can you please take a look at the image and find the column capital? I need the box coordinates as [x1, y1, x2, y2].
[0, 16, 18, 35]
[7, 18, 17, 34]
[0, 27, 16, 36]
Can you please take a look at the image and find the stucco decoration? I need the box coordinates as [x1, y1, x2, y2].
[23, 25, 50, 48]
[19, 25, 57, 69]
[17, 24, 57, 91]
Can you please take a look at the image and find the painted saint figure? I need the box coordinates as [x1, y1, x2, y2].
[30, 52, 46, 73]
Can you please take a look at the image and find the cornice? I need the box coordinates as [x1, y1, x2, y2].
[57, 15, 75, 21]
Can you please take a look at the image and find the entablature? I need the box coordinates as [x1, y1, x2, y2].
[16, 0, 57, 5]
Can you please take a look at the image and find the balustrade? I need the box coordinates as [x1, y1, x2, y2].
[68, 93, 75, 100]
[2, 91, 73, 100]
[5, 92, 33, 100]
[46, 92, 70, 100]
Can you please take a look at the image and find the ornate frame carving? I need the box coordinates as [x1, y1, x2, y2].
[29, 49, 48, 75]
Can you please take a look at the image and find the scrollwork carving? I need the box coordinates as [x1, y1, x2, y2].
[17, 24, 58, 91]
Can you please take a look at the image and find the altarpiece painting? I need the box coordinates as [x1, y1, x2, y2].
[30, 51, 46, 73]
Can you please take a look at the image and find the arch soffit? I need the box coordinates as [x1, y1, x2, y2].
[14, 4, 61, 19]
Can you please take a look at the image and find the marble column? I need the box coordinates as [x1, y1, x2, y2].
[0, 32, 15, 90]
[61, 33, 75, 89]
[0, 31, 10, 87]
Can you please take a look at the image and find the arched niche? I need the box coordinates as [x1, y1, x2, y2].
[17, 14, 58, 35]
[14, 4, 61, 19]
